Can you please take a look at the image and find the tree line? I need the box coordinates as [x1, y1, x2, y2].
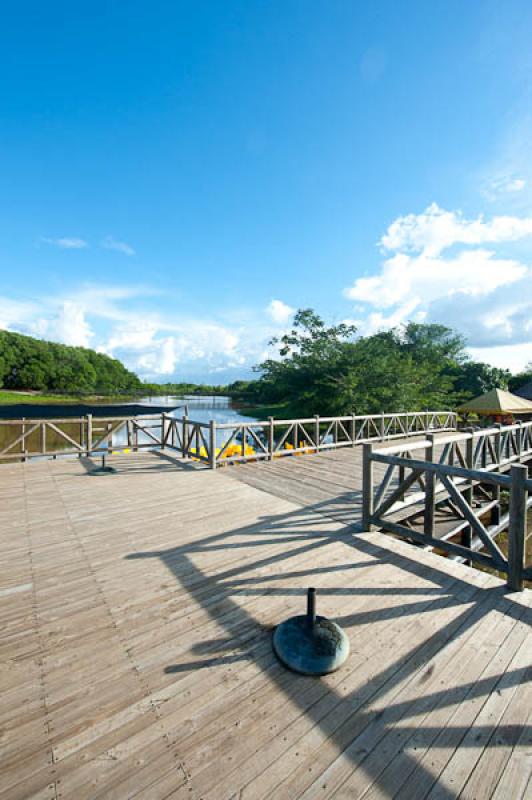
[227, 310, 532, 416]
[0, 330, 142, 395]
[1, 315, 530, 413]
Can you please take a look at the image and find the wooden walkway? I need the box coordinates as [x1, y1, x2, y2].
[1, 450, 531, 799]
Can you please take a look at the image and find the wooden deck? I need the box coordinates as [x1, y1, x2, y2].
[1, 449, 531, 799]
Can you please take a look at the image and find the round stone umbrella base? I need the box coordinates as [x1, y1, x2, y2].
[273, 615, 350, 676]
[89, 466, 117, 476]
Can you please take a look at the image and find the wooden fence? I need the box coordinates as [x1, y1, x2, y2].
[362, 421, 532, 590]
[0, 409, 457, 465]
[163, 410, 457, 467]
[0, 414, 167, 461]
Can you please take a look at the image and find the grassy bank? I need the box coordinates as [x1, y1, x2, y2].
[0, 390, 144, 405]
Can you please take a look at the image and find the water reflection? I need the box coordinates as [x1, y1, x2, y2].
[0, 396, 257, 462]
[142, 395, 257, 426]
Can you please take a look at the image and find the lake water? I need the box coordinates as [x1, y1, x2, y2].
[140, 395, 258, 426]
[0, 395, 258, 462]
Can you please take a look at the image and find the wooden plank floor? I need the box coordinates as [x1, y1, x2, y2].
[1, 450, 531, 800]
[228, 437, 524, 542]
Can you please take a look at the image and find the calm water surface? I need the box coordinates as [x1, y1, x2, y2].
[141, 395, 258, 426]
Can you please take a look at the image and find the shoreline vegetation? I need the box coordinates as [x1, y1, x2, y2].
[1, 311, 531, 416]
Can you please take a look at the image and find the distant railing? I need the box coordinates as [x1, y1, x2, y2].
[362, 422, 532, 590]
[165, 410, 458, 467]
[0, 409, 457, 465]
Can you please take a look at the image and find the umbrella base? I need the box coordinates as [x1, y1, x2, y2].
[273, 614, 350, 676]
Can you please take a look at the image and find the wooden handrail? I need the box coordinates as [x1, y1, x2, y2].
[363, 421, 532, 591]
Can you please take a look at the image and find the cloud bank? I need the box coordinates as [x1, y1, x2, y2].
[345, 203, 532, 369]
[0, 286, 295, 381]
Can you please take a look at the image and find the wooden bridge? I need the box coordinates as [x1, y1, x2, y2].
[1, 413, 531, 799]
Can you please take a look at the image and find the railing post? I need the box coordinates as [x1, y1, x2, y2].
[182, 415, 189, 458]
[380, 412, 385, 440]
[424, 433, 436, 538]
[87, 414, 93, 456]
[351, 412, 356, 446]
[21, 418, 26, 462]
[362, 442, 374, 531]
[491, 424, 502, 526]
[209, 419, 217, 470]
[40, 422, 46, 457]
[314, 415, 320, 451]
[268, 417, 274, 460]
[425, 409, 430, 432]
[462, 428, 474, 558]
[508, 464, 527, 591]
[517, 420, 523, 459]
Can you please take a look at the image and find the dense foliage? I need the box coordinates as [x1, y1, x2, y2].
[0, 331, 142, 394]
[509, 364, 532, 394]
[141, 381, 227, 396]
[232, 309, 514, 416]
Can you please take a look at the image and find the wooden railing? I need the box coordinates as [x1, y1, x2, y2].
[362, 422, 532, 590]
[0, 409, 457, 466]
[163, 410, 457, 467]
[0, 414, 167, 461]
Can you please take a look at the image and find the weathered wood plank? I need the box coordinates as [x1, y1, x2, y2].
[0, 450, 530, 800]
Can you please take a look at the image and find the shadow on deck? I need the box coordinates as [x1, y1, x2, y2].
[126, 498, 532, 799]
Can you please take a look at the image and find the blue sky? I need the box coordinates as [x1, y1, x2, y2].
[1, 1, 532, 381]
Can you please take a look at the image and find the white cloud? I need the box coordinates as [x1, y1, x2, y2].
[343, 203, 532, 371]
[0, 297, 41, 331]
[0, 280, 265, 379]
[482, 175, 526, 201]
[378, 202, 532, 258]
[99, 315, 244, 377]
[345, 248, 527, 309]
[101, 236, 136, 256]
[468, 343, 532, 373]
[41, 237, 88, 249]
[33, 301, 93, 347]
[265, 299, 294, 324]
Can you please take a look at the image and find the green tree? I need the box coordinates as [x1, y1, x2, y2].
[256, 309, 358, 415]
[509, 363, 532, 394]
[454, 361, 511, 400]
[255, 310, 472, 415]
[0, 330, 142, 395]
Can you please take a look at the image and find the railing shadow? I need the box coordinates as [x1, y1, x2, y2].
[125, 499, 531, 798]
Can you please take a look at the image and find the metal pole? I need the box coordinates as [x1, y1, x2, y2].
[307, 588, 316, 629]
